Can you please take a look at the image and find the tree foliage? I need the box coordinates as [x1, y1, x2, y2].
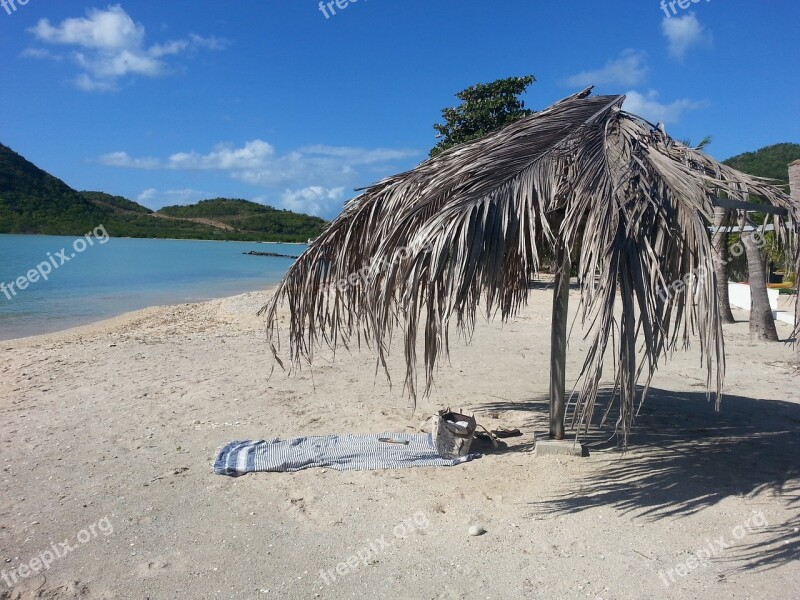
[159, 198, 327, 238]
[430, 75, 536, 157]
[722, 143, 800, 270]
[723, 143, 800, 185]
[81, 191, 153, 214]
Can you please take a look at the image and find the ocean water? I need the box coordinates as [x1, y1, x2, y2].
[0, 234, 305, 340]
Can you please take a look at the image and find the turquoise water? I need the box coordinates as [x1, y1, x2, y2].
[0, 234, 304, 340]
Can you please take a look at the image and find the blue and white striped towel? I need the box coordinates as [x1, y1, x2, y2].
[213, 433, 480, 477]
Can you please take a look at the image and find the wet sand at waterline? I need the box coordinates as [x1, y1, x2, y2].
[1, 287, 798, 599]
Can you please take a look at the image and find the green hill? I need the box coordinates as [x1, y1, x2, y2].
[158, 198, 326, 238]
[0, 143, 327, 242]
[0, 144, 109, 235]
[80, 191, 154, 214]
[723, 142, 800, 185]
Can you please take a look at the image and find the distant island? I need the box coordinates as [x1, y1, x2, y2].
[0, 143, 327, 243]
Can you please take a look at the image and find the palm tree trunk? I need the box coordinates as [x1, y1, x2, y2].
[712, 207, 736, 324]
[742, 225, 779, 341]
[549, 239, 570, 439]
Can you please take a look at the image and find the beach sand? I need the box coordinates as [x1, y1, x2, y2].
[1, 287, 798, 599]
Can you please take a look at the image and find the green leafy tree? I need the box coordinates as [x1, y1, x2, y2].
[430, 75, 536, 157]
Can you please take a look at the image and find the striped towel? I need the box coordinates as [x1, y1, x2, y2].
[213, 432, 480, 477]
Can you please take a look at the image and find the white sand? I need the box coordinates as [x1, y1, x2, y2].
[1, 287, 798, 599]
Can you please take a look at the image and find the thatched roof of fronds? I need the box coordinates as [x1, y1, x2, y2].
[260, 88, 799, 442]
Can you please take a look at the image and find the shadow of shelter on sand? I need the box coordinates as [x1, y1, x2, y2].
[478, 386, 799, 573]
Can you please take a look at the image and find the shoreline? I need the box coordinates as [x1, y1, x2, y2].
[5, 279, 797, 345]
[0, 285, 278, 344]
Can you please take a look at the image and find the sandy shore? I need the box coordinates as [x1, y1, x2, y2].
[1, 287, 798, 599]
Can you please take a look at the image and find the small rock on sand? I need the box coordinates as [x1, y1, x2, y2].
[468, 525, 486, 536]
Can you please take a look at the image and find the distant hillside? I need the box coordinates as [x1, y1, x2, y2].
[158, 198, 326, 238]
[723, 142, 800, 184]
[80, 191, 153, 215]
[0, 143, 327, 242]
[0, 144, 108, 235]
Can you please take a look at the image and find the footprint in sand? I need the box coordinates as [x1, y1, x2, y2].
[0, 579, 98, 600]
[134, 551, 191, 578]
[283, 488, 325, 524]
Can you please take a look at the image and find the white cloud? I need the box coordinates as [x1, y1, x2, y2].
[110, 141, 371, 181]
[137, 188, 208, 209]
[26, 5, 226, 91]
[100, 140, 418, 218]
[167, 140, 276, 170]
[19, 47, 60, 60]
[75, 47, 162, 79]
[187, 34, 227, 51]
[136, 188, 159, 203]
[148, 35, 226, 58]
[299, 145, 420, 165]
[98, 139, 418, 205]
[99, 151, 160, 169]
[74, 73, 118, 92]
[623, 90, 706, 124]
[662, 14, 712, 60]
[280, 187, 347, 216]
[30, 4, 145, 50]
[561, 50, 650, 88]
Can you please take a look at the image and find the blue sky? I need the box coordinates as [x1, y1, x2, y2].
[0, 0, 798, 219]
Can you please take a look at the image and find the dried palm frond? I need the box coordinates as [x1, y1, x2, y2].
[259, 88, 799, 444]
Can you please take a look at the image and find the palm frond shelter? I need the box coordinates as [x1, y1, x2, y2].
[260, 89, 799, 444]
